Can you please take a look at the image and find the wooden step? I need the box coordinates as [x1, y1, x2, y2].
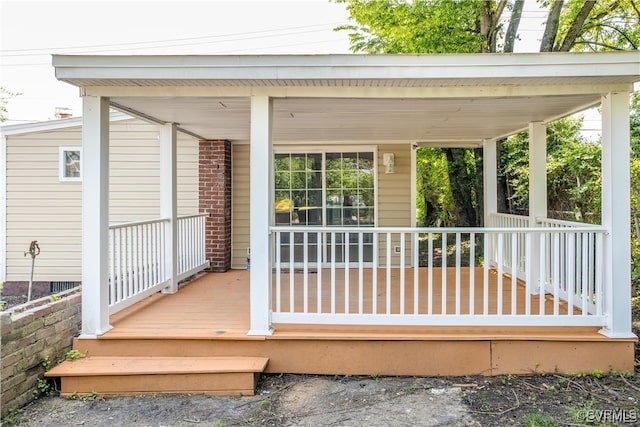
[46, 356, 269, 396]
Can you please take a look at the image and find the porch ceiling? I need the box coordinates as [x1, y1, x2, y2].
[109, 94, 602, 144]
[53, 52, 640, 144]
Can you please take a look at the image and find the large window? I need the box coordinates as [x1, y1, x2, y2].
[274, 150, 376, 264]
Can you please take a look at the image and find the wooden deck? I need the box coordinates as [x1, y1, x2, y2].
[273, 267, 573, 316]
[50, 270, 635, 396]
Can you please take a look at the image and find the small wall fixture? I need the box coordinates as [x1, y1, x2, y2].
[383, 152, 395, 174]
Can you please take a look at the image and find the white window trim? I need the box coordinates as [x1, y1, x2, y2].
[59, 146, 82, 181]
[272, 145, 379, 228]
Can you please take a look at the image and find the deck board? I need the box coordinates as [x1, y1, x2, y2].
[103, 269, 598, 341]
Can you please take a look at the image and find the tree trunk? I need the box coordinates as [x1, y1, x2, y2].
[504, 0, 524, 53]
[557, 1, 596, 51]
[445, 148, 478, 227]
[474, 147, 484, 226]
[540, 0, 564, 52]
[479, 0, 508, 53]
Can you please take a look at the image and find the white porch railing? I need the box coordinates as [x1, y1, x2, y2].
[270, 225, 606, 327]
[177, 213, 209, 281]
[108, 213, 209, 313]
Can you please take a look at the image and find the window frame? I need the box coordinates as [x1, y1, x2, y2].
[59, 146, 82, 182]
[272, 145, 378, 228]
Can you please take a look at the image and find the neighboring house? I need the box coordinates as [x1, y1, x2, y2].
[34, 51, 640, 396]
[0, 113, 199, 294]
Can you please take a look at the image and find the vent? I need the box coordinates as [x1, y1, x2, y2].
[50, 281, 78, 293]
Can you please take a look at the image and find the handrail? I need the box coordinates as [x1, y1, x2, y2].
[270, 225, 608, 234]
[110, 217, 169, 230]
[536, 217, 602, 228]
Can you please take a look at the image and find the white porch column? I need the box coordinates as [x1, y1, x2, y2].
[482, 138, 498, 226]
[528, 122, 547, 223]
[248, 95, 273, 336]
[160, 123, 178, 293]
[529, 122, 547, 293]
[601, 92, 634, 338]
[81, 96, 112, 337]
[483, 139, 498, 267]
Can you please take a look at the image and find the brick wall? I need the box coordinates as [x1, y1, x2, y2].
[199, 139, 232, 272]
[0, 289, 81, 418]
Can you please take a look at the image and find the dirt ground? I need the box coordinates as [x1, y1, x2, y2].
[3, 302, 639, 426]
[3, 369, 639, 427]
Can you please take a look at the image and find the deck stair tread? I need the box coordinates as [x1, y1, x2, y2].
[47, 356, 269, 377]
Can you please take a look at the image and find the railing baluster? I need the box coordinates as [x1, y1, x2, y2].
[581, 232, 589, 315]
[400, 232, 405, 315]
[497, 233, 503, 316]
[331, 232, 336, 314]
[511, 232, 517, 315]
[441, 232, 447, 315]
[567, 232, 575, 316]
[289, 231, 294, 313]
[344, 231, 350, 314]
[469, 232, 475, 316]
[386, 232, 391, 315]
[539, 233, 546, 316]
[358, 231, 364, 315]
[524, 232, 532, 316]
[276, 231, 281, 313]
[483, 233, 489, 315]
[413, 231, 419, 315]
[428, 232, 433, 315]
[595, 232, 604, 316]
[372, 232, 378, 314]
[317, 231, 322, 314]
[303, 232, 308, 314]
[455, 232, 461, 316]
[553, 233, 560, 316]
[109, 229, 115, 305]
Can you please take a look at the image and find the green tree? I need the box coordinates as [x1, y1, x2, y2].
[500, 116, 602, 222]
[0, 87, 20, 123]
[336, 0, 639, 226]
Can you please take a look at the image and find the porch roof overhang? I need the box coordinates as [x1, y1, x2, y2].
[52, 52, 640, 144]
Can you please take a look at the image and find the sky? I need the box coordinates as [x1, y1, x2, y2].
[2, 0, 600, 132]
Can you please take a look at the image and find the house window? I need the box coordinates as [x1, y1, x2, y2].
[274, 149, 376, 264]
[59, 147, 81, 181]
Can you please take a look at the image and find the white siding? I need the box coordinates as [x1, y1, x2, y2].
[231, 144, 250, 269]
[5, 118, 198, 282]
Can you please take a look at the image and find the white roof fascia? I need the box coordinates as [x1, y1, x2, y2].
[0, 111, 131, 137]
[52, 52, 640, 83]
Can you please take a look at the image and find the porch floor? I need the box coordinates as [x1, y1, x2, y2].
[109, 269, 592, 340]
[63, 270, 634, 385]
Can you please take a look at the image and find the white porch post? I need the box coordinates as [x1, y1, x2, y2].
[248, 95, 273, 336]
[528, 122, 547, 222]
[160, 122, 178, 293]
[529, 122, 547, 293]
[601, 92, 634, 338]
[81, 96, 112, 337]
[482, 138, 498, 226]
[483, 139, 497, 267]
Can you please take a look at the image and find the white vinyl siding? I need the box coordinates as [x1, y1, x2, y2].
[4, 118, 199, 282]
[231, 143, 250, 269]
[377, 144, 412, 266]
